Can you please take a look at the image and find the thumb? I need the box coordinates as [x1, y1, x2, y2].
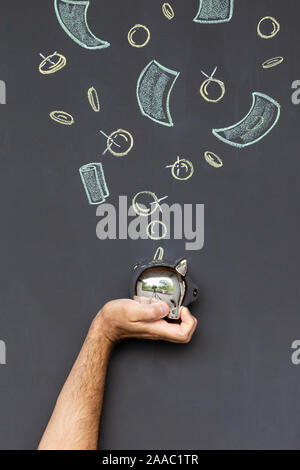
[137, 300, 170, 321]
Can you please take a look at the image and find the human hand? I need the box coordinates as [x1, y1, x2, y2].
[94, 298, 197, 346]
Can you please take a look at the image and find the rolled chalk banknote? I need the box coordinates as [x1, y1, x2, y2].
[79, 163, 109, 205]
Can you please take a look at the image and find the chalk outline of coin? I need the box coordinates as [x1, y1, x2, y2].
[79, 162, 109, 205]
[193, 0, 234, 24]
[54, 0, 110, 50]
[39, 52, 66, 75]
[162, 3, 175, 20]
[50, 110, 74, 125]
[106, 129, 134, 157]
[132, 191, 160, 217]
[154, 246, 164, 261]
[204, 151, 223, 168]
[136, 59, 180, 127]
[88, 86, 100, 112]
[127, 24, 150, 48]
[200, 67, 225, 103]
[212, 92, 281, 148]
[146, 221, 168, 240]
[262, 56, 284, 69]
[257, 16, 280, 39]
[167, 157, 194, 181]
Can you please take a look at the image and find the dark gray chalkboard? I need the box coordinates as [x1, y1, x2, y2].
[0, 0, 300, 450]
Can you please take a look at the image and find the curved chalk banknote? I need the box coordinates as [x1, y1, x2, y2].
[54, 0, 110, 50]
[136, 60, 180, 127]
[193, 0, 234, 23]
[79, 163, 109, 205]
[212, 92, 281, 148]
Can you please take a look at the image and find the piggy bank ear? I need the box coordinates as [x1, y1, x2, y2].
[133, 263, 140, 270]
[175, 259, 187, 277]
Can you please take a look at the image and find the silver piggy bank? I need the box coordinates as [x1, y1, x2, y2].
[130, 248, 198, 320]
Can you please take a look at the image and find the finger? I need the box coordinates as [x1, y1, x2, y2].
[140, 297, 152, 305]
[178, 307, 198, 342]
[134, 300, 170, 322]
[133, 296, 152, 305]
[144, 307, 197, 343]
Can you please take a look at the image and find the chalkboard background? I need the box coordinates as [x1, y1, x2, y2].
[0, 0, 300, 450]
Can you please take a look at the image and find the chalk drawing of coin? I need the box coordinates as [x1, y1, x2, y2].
[262, 56, 284, 69]
[128, 24, 150, 48]
[146, 221, 168, 240]
[88, 86, 100, 112]
[162, 3, 175, 20]
[204, 151, 223, 168]
[39, 52, 66, 75]
[166, 156, 194, 181]
[106, 129, 134, 157]
[200, 67, 225, 103]
[200, 77, 225, 103]
[54, 0, 110, 50]
[50, 110, 74, 125]
[257, 16, 280, 39]
[132, 191, 160, 217]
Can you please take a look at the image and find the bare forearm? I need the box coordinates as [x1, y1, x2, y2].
[38, 315, 113, 450]
[38, 299, 197, 450]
